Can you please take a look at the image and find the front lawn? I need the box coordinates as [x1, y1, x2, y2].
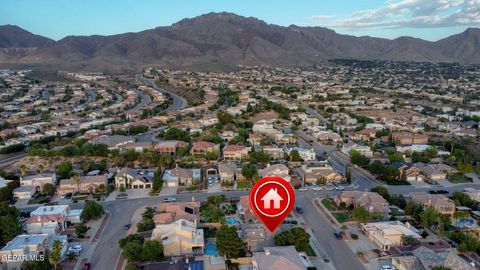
[305, 245, 317, 256]
[449, 174, 473, 183]
[237, 182, 251, 189]
[321, 198, 336, 211]
[186, 186, 199, 192]
[333, 212, 349, 223]
[28, 195, 51, 205]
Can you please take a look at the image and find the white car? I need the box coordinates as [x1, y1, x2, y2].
[163, 197, 177, 202]
[381, 265, 396, 270]
[313, 186, 322, 191]
[68, 245, 82, 255]
[335, 186, 345, 191]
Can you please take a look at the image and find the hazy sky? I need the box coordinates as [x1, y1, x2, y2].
[1, 0, 479, 41]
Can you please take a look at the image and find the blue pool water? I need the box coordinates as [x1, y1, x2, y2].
[205, 241, 219, 256]
[226, 217, 241, 225]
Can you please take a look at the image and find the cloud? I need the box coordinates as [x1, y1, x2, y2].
[320, 0, 480, 30]
[311, 15, 336, 20]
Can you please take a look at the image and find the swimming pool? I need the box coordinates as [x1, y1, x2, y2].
[226, 217, 241, 225]
[205, 241, 219, 256]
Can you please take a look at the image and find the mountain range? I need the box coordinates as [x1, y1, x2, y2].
[1, 12, 480, 72]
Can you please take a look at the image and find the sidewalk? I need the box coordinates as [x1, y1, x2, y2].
[292, 209, 336, 270]
[72, 211, 111, 270]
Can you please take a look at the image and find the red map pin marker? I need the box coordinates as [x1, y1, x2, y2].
[249, 176, 295, 232]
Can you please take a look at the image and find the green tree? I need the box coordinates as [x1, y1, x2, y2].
[457, 163, 473, 174]
[273, 227, 311, 252]
[388, 153, 404, 163]
[402, 235, 420, 246]
[216, 225, 245, 258]
[205, 151, 219, 161]
[289, 150, 301, 162]
[217, 111, 234, 125]
[241, 163, 258, 181]
[49, 240, 62, 269]
[119, 234, 144, 248]
[371, 186, 390, 201]
[451, 192, 475, 208]
[75, 223, 89, 238]
[0, 202, 21, 246]
[352, 207, 370, 223]
[56, 161, 72, 179]
[420, 208, 451, 232]
[81, 200, 104, 221]
[0, 187, 13, 202]
[122, 241, 144, 262]
[201, 205, 225, 223]
[349, 150, 370, 168]
[249, 151, 270, 164]
[142, 240, 163, 261]
[152, 167, 163, 193]
[42, 183, 55, 196]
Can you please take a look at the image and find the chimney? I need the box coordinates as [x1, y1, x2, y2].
[264, 248, 270, 255]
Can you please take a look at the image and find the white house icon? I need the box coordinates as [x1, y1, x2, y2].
[260, 188, 284, 209]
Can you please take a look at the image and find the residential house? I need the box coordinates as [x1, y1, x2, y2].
[252, 246, 308, 270]
[218, 162, 243, 183]
[287, 147, 316, 161]
[262, 145, 285, 160]
[223, 144, 250, 161]
[191, 141, 219, 156]
[163, 167, 202, 187]
[335, 191, 389, 214]
[300, 165, 345, 184]
[314, 131, 343, 142]
[361, 221, 421, 251]
[341, 142, 373, 157]
[392, 132, 429, 145]
[259, 164, 291, 183]
[249, 132, 263, 147]
[252, 120, 277, 135]
[241, 224, 266, 252]
[89, 135, 135, 150]
[13, 186, 36, 200]
[154, 140, 188, 155]
[0, 234, 68, 270]
[274, 133, 297, 145]
[20, 173, 57, 192]
[57, 174, 108, 194]
[153, 202, 200, 224]
[409, 192, 455, 216]
[27, 205, 82, 235]
[392, 246, 475, 270]
[238, 195, 256, 222]
[352, 128, 377, 142]
[114, 168, 153, 189]
[151, 219, 204, 256]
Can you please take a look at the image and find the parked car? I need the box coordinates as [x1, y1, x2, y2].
[428, 190, 437, 194]
[334, 230, 342, 239]
[335, 185, 345, 191]
[163, 197, 177, 202]
[68, 245, 82, 255]
[381, 264, 396, 270]
[124, 224, 131, 230]
[296, 207, 303, 214]
[437, 190, 449, 194]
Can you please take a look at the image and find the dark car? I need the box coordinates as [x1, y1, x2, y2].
[334, 230, 342, 239]
[296, 207, 303, 214]
[82, 262, 91, 270]
[437, 190, 449, 194]
[124, 224, 131, 230]
[428, 190, 437, 194]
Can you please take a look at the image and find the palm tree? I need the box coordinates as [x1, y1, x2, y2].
[19, 164, 27, 177]
[73, 174, 81, 194]
[38, 164, 45, 174]
[48, 240, 62, 269]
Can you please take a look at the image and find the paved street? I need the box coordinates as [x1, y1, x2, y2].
[136, 74, 187, 112]
[297, 193, 366, 270]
